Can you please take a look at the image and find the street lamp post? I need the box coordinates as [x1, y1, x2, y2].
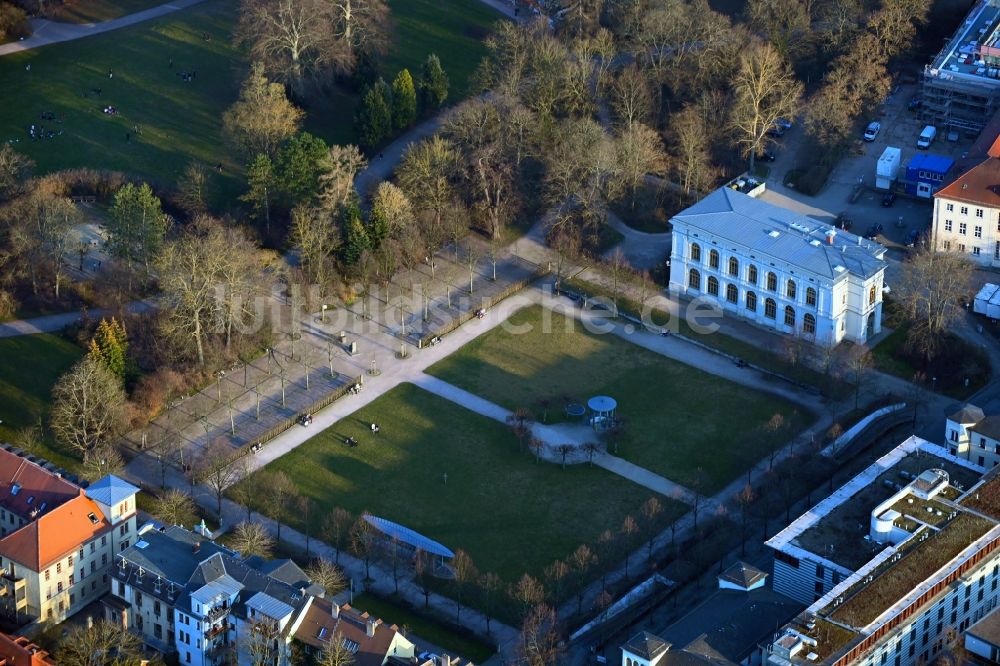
[321, 304, 328, 323]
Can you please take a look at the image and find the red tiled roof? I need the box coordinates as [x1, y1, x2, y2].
[0, 633, 55, 666]
[0, 449, 77, 519]
[935, 157, 1000, 207]
[294, 599, 403, 666]
[0, 494, 110, 571]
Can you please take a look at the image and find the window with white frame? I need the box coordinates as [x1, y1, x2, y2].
[976, 226, 983, 238]
[974, 247, 981, 256]
[946, 220, 953, 231]
[960, 222, 967, 235]
[946, 203, 954, 212]
[962, 206, 969, 215]
[977, 208, 984, 218]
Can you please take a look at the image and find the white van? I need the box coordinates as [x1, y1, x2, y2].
[917, 125, 937, 149]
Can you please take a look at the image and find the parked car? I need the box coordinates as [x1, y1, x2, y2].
[835, 213, 853, 230]
[767, 124, 785, 138]
[904, 228, 921, 247]
[866, 222, 884, 239]
[863, 121, 881, 142]
[881, 191, 897, 207]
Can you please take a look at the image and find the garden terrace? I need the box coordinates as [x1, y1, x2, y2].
[961, 472, 1000, 518]
[886, 495, 955, 530]
[829, 513, 995, 628]
[792, 451, 980, 572]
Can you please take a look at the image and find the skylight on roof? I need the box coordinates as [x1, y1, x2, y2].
[87, 512, 98, 524]
[834, 265, 847, 273]
[25, 496, 33, 505]
[135, 540, 149, 549]
[10, 484, 20, 496]
[318, 627, 328, 640]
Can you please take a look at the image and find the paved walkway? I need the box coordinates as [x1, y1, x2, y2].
[0, 0, 208, 56]
[353, 115, 445, 199]
[0, 300, 155, 337]
[603, 210, 671, 270]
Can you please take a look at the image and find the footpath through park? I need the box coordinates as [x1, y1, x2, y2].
[0, 0, 208, 57]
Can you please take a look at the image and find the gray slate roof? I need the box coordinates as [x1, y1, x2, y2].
[672, 188, 887, 281]
[970, 415, 1000, 441]
[116, 526, 231, 588]
[622, 631, 671, 660]
[950, 404, 985, 424]
[244, 556, 324, 597]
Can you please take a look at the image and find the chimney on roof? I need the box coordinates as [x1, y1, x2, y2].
[438, 655, 451, 666]
[331, 602, 340, 619]
[193, 542, 201, 553]
[825, 229, 836, 245]
[964, 183, 969, 189]
[366, 618, 377, 638]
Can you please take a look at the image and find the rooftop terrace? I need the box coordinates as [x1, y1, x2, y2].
[780, 444, 980, 572]
[928, 0, 1000, 87]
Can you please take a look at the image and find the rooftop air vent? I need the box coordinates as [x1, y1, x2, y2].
[809, 240, 822, 247]
[768, 230, 780, 238]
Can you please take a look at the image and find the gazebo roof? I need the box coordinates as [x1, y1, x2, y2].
[588, 396, 617, 413]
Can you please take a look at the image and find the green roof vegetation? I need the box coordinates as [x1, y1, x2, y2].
[830, 513, 994, 628]
[962, 475, 1000, 519]
[887, 496, 954, 529]
[794, 453, 981, 571]
[803, 619, 859, 662]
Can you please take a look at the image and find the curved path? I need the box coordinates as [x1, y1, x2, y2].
[0, 0, 207, 57]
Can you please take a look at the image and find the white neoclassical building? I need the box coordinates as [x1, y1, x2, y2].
[668, 188, 888, 347]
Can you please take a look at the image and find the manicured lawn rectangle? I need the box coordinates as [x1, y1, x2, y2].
[426, 305, 814, 492]
[49, 0, 170, 24]
[234, 383, 678, 582]
[0, 334, 84, 470]
[1, 0, 503, 189]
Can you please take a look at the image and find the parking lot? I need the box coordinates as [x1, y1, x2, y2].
[751, 81, 985, 287]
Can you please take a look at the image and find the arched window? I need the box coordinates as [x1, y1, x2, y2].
[746, 291, 757, 311]
[784, 305, 796, 327]
[803, 313, 816, 334]
[707, 276, 719, 296]
[766, 272, 777, 291]
[691, 243, 701, 262]
[748, 265, 758, 285]
[709, 249, 720, 269]
[728, 257, 739, 276]
[726, 283, 738, 303]
[869, 285, 877, 306]
[688, 269, 700, 290]
[806, 287, 817, 307]
[787, 280, 797, 300]
[765, 298, 777, 319]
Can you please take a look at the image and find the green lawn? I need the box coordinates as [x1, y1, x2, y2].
[426, 306, 814, 492]
[1, 0, 502, 191]
[351, 593, 495, 663]
[0, 0, 245, 201]
[232, 383, 678, 582]
[0, 334, 84, 470]
[48, 0, 169, 23]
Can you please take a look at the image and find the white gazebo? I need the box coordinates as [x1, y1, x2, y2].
[588, 395, 617, 431]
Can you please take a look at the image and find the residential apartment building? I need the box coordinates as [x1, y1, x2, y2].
[931, 139, 1000, 265]
[0, 632, 55, 666]
[920, 0, 1000, 133]
[668, 187, 887, 347]
[944, 404, 1000, 468]
[0, 446, 138, 626]
[110, 523, 319, 666]
[289, 597, 420, 665]
[765, 436, 1000, 666]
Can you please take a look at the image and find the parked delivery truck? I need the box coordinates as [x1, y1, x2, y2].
[917, 125, 937, 149]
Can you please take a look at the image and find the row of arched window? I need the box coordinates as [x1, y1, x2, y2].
[688, 269, 816, 334]
[690, 243, 817, 307]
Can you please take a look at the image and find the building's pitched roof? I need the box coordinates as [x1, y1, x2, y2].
[717, 561, 767, 590]
[119, 525, 230, 584]
[0, 448, 78, 519]
[293, 598, 408, 666]
[184, 550, 307, 620]
[622, 631, 671, 661]
[0, 493, 109, 570]
[84, 475, 139, 507]
[935, 157, 1000, 207]
[970, 415, 1000, 441]
[0, 631, 55, 666]
[950, 404, 985, 424]
[658, 588, 802, 664]
[245, 591, 295, 621]
[244, 556, 323, 596]
[672, 188, 886, 280]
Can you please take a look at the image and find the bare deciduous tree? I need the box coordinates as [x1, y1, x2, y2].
[153, 488, 198, 527]
[729, 41, 802, 172]
[305, 558, 348, 597]
[56, 619, 145, 666]
[517, 604, 562, 666]
[197, 437, 246, 517]
[321, 507, 354, 564]
[898, 248, 973, 360]
[51, 356, 128, 459]
[230, 520, 275, 558]
[747, 0, 810, 59]
[615, 123, 668, 208]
